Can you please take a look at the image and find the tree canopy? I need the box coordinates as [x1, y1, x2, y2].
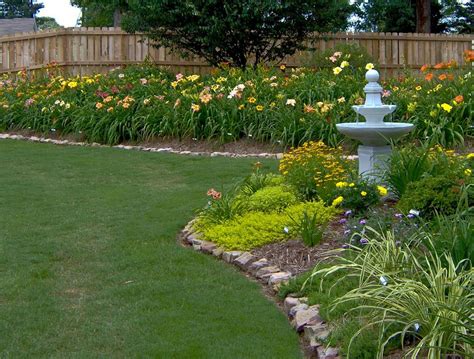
[120, 0, 353, 69]
[36, 16, 60, 30]
[353, 0, 473, 33]
[0, 0, 43, 18]
[71, 0, 126, 27]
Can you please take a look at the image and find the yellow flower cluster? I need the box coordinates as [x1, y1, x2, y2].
[279, 141, 348, 187]
[332, 196, 344, 206]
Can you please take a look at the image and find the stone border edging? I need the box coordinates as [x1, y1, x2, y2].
[179, 220, 340, 359]
[0, 133, 284, 159]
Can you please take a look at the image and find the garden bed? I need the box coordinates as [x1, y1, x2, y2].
[186, 139, 473, 358]
[0, 49, 471, 149]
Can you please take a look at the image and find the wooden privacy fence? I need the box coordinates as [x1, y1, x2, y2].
[0, 27, 472, 76]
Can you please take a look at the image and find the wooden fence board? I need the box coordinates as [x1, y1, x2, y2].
[0, 27, 470, 76]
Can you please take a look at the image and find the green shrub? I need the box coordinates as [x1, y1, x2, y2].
[397, 175, 465, 218]
[245, 185, 298, 212]
[202, 200, 337, 250]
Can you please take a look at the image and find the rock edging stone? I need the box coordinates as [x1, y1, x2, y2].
[0, 133, 283, 159]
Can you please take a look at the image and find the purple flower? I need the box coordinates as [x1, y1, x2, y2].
[359, 219, 367, 225]
[407, 213, 415, 219]
[344, 210, 353, 217]
[342, 244, 349, 249]
[339, 218, 347, 224]
[360, 238, 369, 245]
[394, 213, 403, 219]
[344, 229, 351, 235]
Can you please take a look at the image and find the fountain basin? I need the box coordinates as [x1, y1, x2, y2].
[336, 122, 414, 146]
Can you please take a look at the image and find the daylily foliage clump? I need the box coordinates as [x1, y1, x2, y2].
[0, 50, 471, 148]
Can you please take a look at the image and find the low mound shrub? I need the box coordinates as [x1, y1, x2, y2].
[244, 185, 298, 212]
[201, 201, 337, 250]
[397, 175, 470, 218]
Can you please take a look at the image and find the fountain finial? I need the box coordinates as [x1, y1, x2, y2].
[365, 69, 379, 83]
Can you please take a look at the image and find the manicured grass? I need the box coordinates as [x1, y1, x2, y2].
[0, 140, 301, 358]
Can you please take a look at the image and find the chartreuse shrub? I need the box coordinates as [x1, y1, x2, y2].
[244, 185, 298, 213]
[309, 229, 474, 358]
[201, 201, 337, 250]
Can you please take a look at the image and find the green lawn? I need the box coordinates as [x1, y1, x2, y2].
[0, 140, 301, 358]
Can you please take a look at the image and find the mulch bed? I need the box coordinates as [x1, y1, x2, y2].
[251, 218, 346, 276]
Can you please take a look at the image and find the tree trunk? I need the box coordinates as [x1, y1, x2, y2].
[113, 7, 122, 28]
[416, 0, 431, 33]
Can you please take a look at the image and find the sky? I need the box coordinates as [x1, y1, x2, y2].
[37, 0, 82, 28]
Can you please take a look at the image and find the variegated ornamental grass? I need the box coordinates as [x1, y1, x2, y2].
[309, 228, 473, 358]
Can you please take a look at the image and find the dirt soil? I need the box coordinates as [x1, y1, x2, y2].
[250, 217, 346, 276]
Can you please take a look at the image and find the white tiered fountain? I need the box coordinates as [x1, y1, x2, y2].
[336, 69, 414, 181]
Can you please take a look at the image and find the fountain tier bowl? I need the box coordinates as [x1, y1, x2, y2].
[336, 122, 414, 146]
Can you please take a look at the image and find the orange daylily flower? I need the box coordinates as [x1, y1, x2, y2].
[464, 49, 474, 62]
[454, 95, 464, 104]
[438, 73, 447, 81]
[425, 72, 433, 81]
[420, 64, 429, 72]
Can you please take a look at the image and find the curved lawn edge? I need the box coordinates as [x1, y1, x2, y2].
[0, 132, 283, 159]
[0, 140, 302, 358]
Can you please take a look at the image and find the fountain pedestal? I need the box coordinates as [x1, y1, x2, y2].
[336, 69, 414, 181]
[358, 145, 391, 181]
